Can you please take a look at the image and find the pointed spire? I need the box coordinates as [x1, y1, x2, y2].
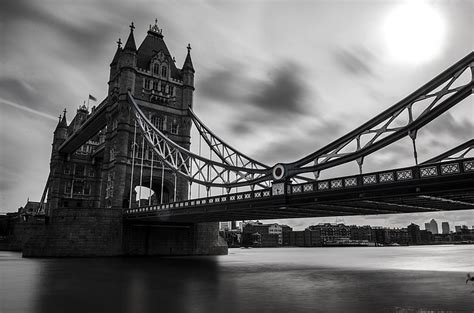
[182, 43, 194, 73]
[111, 38, 122, 65]
[56, 108, 67, 129]
[124, 22, 136, 51]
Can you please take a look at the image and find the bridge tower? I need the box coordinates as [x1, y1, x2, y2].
[26, 21, 226, 257]
[102, 21, 194, 210]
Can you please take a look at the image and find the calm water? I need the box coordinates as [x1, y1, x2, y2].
[1, 245, 473, 313]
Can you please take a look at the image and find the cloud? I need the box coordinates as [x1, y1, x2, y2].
[333, 47, 376, 76]
[253, 115, 347, 165]
[0, 98, 57, 121]
[249, 62, 309, 115]
[197, 61, 249, 103]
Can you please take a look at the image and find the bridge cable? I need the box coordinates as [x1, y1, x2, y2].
[129, 121, 137, 209]
[139, 135, 145, 204]
[160, 163, 164, 205]
[149, 144, 154, 206]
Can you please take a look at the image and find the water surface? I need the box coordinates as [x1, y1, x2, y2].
[1, 245, 473, 313]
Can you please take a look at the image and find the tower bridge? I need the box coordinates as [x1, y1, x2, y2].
[23, 22, 473, 257]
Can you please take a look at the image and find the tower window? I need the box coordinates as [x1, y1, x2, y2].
[75, 165, 84, 176]
[73, 181, 84, 194]
[171, 123, 178, 134]
[65, 181, 72, 194]
[144, 78, 151, 90]
[84, 183, 91, 195]
[153, 64, 160, 75]
[151, 115, 164, 130]
[161, 66, 167, 78]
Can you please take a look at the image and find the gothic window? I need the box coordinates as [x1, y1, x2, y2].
[153, 80, 159, 90]
[89, 167, 95, 177]
[169, 85, 174, 96]
[75, 165, 84, 176]
[109, 147, 116, 161]
[171, 122, 179, 134]
[151, 115, 163, 130]
[65, 181, 72, 194]
[144, 78, 151, 90]
[153, 63, 160, 75]
[73, 181, 84, 194]
[84, 183, 91, 195]
[161, 83, 166, 94]
[64, 166, 70, 174]
[161, 66, 167, 78]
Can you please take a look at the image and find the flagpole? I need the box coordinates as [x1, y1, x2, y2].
[87, 94, 90, 111]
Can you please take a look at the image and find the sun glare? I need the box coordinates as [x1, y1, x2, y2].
[383, 1, 446, 64]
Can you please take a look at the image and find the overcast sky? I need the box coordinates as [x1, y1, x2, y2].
[0, 0, 472, 229]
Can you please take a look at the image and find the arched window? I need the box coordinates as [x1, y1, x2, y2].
[151, 115, 164, 130]
[144, 78, 151, 90]
[153, 63, 160, 75]
[161, 66, 167, 78]
[171, 123, 178, 134]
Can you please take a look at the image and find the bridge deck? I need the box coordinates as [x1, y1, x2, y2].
[123, 158, 474, 223]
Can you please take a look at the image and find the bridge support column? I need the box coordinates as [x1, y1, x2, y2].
[122, 221, 227, 256]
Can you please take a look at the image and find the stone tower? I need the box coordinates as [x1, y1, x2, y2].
[102, 21, 195, 210]
[36, 21, 226, 257]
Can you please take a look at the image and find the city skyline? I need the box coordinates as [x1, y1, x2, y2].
[1, 0, 473, 230]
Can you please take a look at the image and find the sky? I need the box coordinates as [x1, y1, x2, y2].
[0, 0, 473, 230]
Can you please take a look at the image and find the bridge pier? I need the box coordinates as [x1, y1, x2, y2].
[19, 207, 226, 257]
[122, 221, 227, 256]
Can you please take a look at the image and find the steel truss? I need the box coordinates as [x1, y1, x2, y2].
[129, 92, 271, 188]
[283, 52, 474, 178]
[188, 108, 271, 188]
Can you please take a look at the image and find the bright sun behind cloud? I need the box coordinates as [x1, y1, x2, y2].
[382, 1, 446, 64]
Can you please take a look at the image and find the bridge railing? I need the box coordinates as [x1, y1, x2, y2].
[123, 158, 474, 216]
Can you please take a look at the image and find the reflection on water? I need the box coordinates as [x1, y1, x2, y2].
[1, 245, 473, 313]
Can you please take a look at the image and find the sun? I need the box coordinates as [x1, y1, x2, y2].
[382, 1, 446, 64]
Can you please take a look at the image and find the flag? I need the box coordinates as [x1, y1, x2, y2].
[89, 94, 97, 102]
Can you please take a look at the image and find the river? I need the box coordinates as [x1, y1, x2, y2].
[1, 245, 473, 313]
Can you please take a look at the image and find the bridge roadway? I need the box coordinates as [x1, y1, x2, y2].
[123, 158, 474, 223]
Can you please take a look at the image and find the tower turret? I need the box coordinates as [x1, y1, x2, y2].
[118, 22, 137, 94]
[53, 109, 68, 146]
[109, 38, 122, 84]
[182, 44, 195, 109]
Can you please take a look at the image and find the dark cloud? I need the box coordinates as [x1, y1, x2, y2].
[249, 62, 308, 115]
[333, 47, 375, 76]
[1, 0, 120, 62]
[199, 61, 313, 137]
[0, 78, 36, 107]
[424, 111, 473, 140]
[231, 121, 253, 135]
[254, 115, 346, 164]
[197, 62, 246, 102]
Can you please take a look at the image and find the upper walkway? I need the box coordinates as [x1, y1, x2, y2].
[124, 158, 474, 223]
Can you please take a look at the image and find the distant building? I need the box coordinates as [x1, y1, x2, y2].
[441, 222, 450, 234]
[219, 221, 231, 231]
[429, 219, 439, 234]
[268, 224, 283, 245]
[455, 226, 461, 233]
[424, 223, 431, 232]
[407, 223, 421, 244]
[242, 221, 282, 247]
